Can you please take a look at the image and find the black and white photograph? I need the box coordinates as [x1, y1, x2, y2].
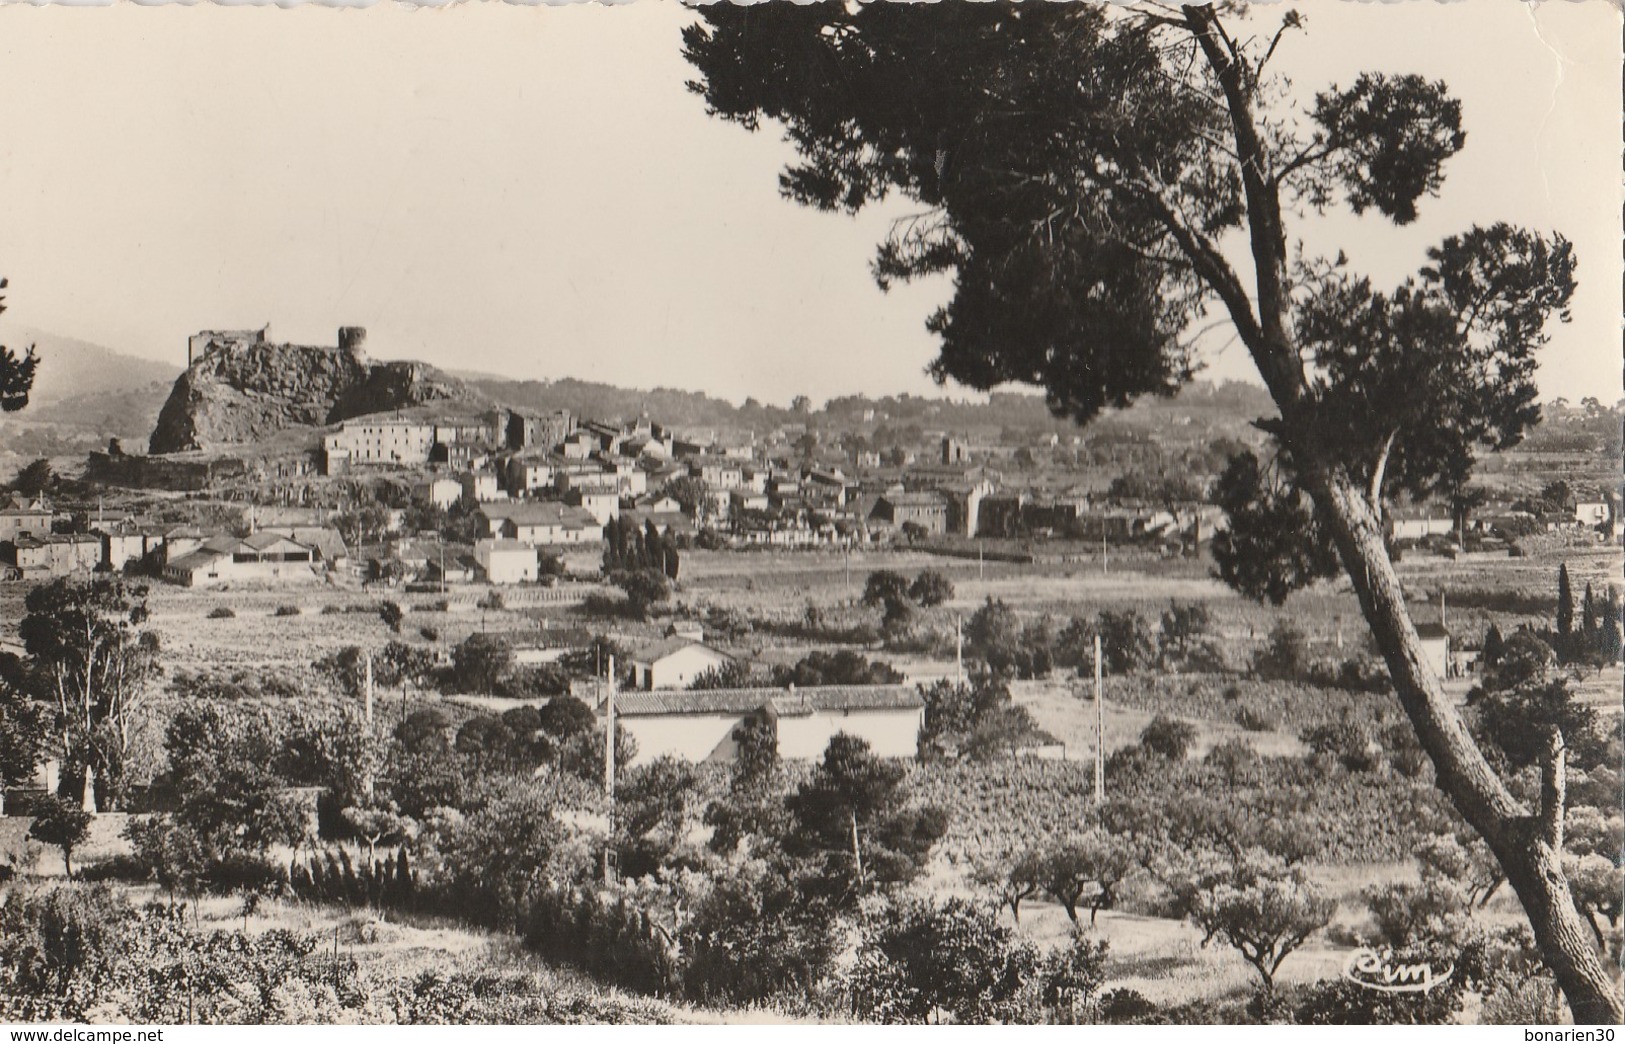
[0, 0, 1619, 1029]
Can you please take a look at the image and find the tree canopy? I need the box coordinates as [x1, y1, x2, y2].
[684, 3, 1611, 1020]
[0, 279, 36, 413]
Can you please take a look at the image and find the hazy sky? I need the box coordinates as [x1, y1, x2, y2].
[0, 0, 1617, 408]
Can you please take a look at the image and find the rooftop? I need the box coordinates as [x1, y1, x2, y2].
[610, 684, 922, 718]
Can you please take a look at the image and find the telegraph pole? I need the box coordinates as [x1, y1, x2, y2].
[1093, 634, 1105, 809]
[363, 652, 375, 801]
[604, 655, 617, 796]
[603, 655, 617, 884]
[955, 615, 964, 688]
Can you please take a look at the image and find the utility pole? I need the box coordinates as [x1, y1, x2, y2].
[955, 615, 964, 687]
[1093, 634, 1104, 809]
[603, 655, 617, 884]
[363, 651, 375, 801]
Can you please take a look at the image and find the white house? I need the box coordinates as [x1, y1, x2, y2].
[1415, 623, 1451, 679]
[1388, 507, 1454, 542]
[1575, 500, 1610, 528]
[607, 684, 924, 767]
[162, 532, 320, 587]
[474, 538, 538, 585]
[565, 489, 621, 526]
[460, 471, 505, 504]
[415, 478, 463, 510]
[627, 640, 733, 690]
[478, 501, 605, 546]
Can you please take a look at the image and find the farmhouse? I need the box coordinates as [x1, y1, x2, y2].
[503, 454, 558, 496]
[871, 492, 949, 535]
[606, 684, 924, 767]
[260, 526, 350, 571]
[161, 532, 320, 587]
[2, 534, 102, 579]
[460, 471, 505, 504]
[564, 489, 620, 526]
[478, 501, 604, 546]
[627, 639, 733, 690]
[1387, 507, 1455, 542]
[414, 477, 464, 510]
[474, 538, 538, 585]
[1415, 623, 1452, 679]
[0, 494, 55, 542]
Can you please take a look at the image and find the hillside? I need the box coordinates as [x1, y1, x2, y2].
[2, 326, 179, 405]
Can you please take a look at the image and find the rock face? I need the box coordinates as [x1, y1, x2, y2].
[149, 327, 482, 454]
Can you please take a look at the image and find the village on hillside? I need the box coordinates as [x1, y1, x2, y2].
[1, 0, 1622, 1030]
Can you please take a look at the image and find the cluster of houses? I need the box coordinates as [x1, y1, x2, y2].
[1386, 491, 1621, 546]
[0, 494, 358, 586]
[333, 398, 1241, 562]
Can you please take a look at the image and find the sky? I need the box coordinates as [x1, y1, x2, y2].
[0, 0, 1617, 408]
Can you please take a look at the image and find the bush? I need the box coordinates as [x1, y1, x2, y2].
[1139, 715, 1197, 760]
[1253, 622, 1311, 681]
[1234, 705, 1278, 732]
[420, 626, 440, 642]
[1293, 961, 1464, 1024]
[1098, 987, 1159, 1024]
[274, 605, 301, 617]
[207, 606, 236, 619]
[848, 895, 1104, 1024]
[321, 604, 344, 616]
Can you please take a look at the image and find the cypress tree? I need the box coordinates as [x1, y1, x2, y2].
[1482, 624, 1505, 668]
[1601, 597, 1623, 664]
[1582, 582, 1598, 638]
[1556, 564, 1575, 638]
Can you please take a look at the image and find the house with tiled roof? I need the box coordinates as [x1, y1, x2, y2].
[0, 494, 55, 543]
[477, 500, 604, 546]
[161, 532, 320, 587]
[626, 639, 733, 691]
[605, 683, 924, 767]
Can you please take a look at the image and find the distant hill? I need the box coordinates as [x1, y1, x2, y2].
[0, 322, 1278, 460]
[472, 374, 1276, 443]
[4, 326, 178, 405]
[0, 328, 180, 443]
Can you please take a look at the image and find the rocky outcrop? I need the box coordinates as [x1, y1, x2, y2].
[149, 328, 482, 454]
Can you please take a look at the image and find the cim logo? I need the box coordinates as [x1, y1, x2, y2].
[1342, 948, 1454, 994]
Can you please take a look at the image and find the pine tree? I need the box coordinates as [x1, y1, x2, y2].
[1556, 564, 1575, 638]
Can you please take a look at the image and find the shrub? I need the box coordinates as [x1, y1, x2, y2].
[1294, 954, 1465, 1024]
[274, 605, 301, 617]
[1099, 987, 1159, 1024]
[1235, 706, 1278, 732]
[419, 626, 440, 642]
[849, 895, 1090, 1024]
[206, 606, 236, 620]
[1300, 719, 1379, 773]
[321, 604, 344, 616]
[909, 569, 955, 608]
[1253, 622, 1311, 681]
[1139, 715, 1197, 760]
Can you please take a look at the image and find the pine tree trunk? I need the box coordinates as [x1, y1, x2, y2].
[1304, 466, 1623, 1025]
